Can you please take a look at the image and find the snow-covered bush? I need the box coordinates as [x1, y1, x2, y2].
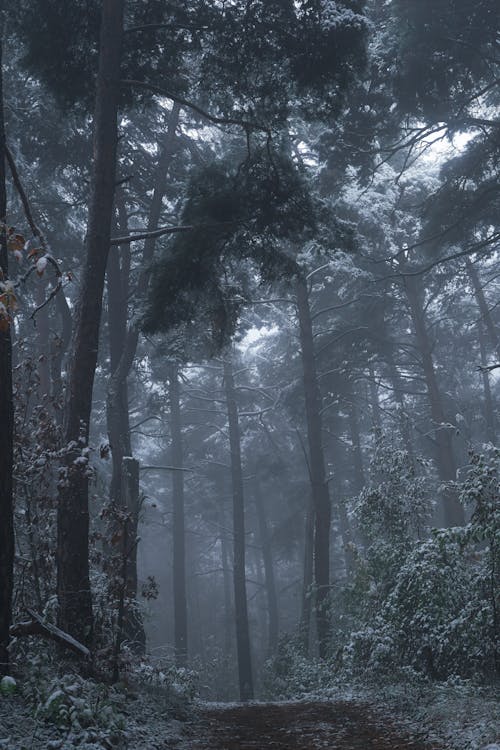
[341, 445, 499, 683]
[262, 636, 333, 699]
[35, 674, 125, 731]
[131, 657, 198, 717]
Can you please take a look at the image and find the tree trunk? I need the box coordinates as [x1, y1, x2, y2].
[385, 344, 415, 461]
[346, 385, 365, 495]
[50, 291, 72, 423]
[223, 354, 254, 701]
[0, 31, 14, 676]
[296, 275, 331, 658]
[57, 0, 124, 644]
[168, 364, 188, 667]
[106, 105, 180, 507]
[367, 364, 382, 431]
[479, 322, 497, 443]
[404, 276, 464, 526]
[106, 197, 131, 506]
[121, 457, 145, 652]
[299, 496, 314, 654]
[254, 483, 279, 656]
[216, 482, 233, 655]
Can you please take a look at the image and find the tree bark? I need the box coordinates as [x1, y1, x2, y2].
[106, 197, 131, 506]
[106, 104, 180, 507]
[168, 364, 188, 667]
[254, 483, 279, 656]
[296, 275, 331, 658]
[0, 30, 14, 676]
[346, 385, 365, 495]
[299, 496, 314, 654]
[479, 322, 497, 443]
[121, 457, 145, 652]
[223, 354, 254, 701]
[404, 276, 464, 526]
[57, 0, 124, 644]
[216, 481, 233, 655]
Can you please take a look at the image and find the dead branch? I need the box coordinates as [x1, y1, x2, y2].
[10, 608, 91, 660]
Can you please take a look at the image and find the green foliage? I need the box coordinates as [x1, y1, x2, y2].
[389, 0, 498, 123]
[344, 445, 500, 682]
[35, 675, 125, 731]
[142, 148, 316, 353]
[262, 636, 333, 699]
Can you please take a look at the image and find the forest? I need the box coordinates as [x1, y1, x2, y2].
[0, 1, 498, 749]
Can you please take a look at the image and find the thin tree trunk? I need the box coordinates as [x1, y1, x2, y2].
[106, 105, 180, 506]
[368, 364, 382, 431]
[296, 275, 331, 658]
[346, 385, 365, 495]
[50, 291, 72, 423]
[0, 29, 14, 676]
[57, 0, 124, 643]
[217, 484, 233, 655]
[223, 354, 254, 701]
[121, 457, 145, 652]
[479, 322, 497, 443]
[404, 276, 464, 526]
[254, 483, 279, 655]
[168, 364, 188, 667]
[385, 345, 414, 461]
[299, 497, 314, 654]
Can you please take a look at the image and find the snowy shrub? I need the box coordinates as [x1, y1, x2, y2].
[262, 636, 333, 699]
[35, 674, 125, 731]
[131, 657, 198, 716]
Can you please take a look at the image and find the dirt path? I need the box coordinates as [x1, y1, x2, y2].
[177, 701, 443, 750]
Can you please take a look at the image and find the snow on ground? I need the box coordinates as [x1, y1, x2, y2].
[1, 680, 498, 749]
[314, 681, 499, 750]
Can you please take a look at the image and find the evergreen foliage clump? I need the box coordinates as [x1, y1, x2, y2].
[143, 148, 316, 351]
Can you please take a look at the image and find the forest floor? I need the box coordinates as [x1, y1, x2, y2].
[1, 683, 499, 749]
[174, 700, 446, 750]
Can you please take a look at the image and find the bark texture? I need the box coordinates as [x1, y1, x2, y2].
[223, 354, 254, 701]
[254, 484, 279, 655]
[404, 276, 465, 527]
[0, 32, 14, 675]
[57, 0, 124, 643]
[296, 275, 331, 658]
[169, 364, 188, 666]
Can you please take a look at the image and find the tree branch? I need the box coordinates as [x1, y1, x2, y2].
[121, 79, 271, 135]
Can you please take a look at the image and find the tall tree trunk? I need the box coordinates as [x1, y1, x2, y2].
[404, 276, 464, 526]
[35, 276, 51, 403]
[106, 105, 180, 506]
[223, 354, 254, 701]
[216, 481, 233, 655]
[50, 291, 72, 424]
[57, 0, 124, 643]
[385, 344, 414, 460]
[168, 364, 188, 667]
[106, 198, 131, 506]
[479, 322, 497, 443]
[254, 483, 279, 656]
[296, 275, 331, 658]
[299, 496, 314, 654]
[0, 30, 14, 676]
[367, 364, 382, 431]
[330, 466, 356, 579]
[120, 457, 145, 651]
[346, 385, 365, 495]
